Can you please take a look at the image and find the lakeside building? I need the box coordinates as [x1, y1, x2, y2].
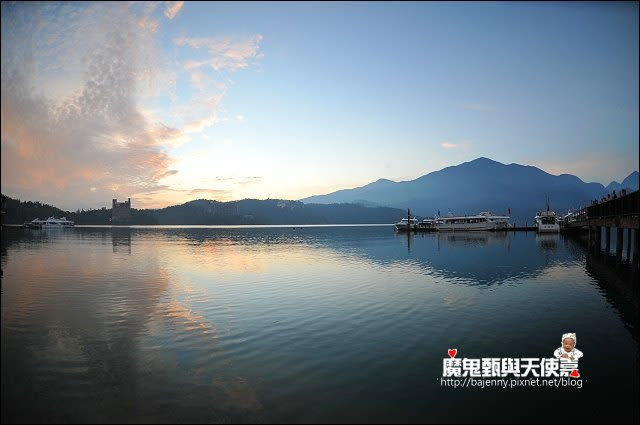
[112, 198, 131, 224]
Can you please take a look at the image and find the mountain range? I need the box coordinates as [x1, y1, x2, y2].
[301, 158, 638, 224]
[0, 195, 408, 225]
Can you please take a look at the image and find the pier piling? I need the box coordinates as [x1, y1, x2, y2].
[633, 229, 639, 273]
[616, 227, 624, 265]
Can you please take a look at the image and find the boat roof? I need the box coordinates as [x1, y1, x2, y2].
[440, 214, 509, 220]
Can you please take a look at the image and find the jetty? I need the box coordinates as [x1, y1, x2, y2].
[564, 190, 639, 270]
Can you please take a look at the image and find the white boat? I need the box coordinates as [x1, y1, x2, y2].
[534, 210, 559, 233]
[395, 217, 419, 231]
[435, 211, 511, 231]
[26, 216, 75, 228]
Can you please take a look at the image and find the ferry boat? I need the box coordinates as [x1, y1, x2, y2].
[435, 211, 511, 231]
[394, 217, 419, 231]
[534, 210, 559, 233]
[25, 217, 75, 228]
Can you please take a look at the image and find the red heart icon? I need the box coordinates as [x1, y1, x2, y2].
[570, 369, 580, 378]
[448, 348, 457, 358]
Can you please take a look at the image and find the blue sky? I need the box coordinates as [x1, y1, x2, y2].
[1, 2, 638, 209]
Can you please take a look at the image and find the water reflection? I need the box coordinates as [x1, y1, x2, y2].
[111, 227, 131, 254]
[1, 227, 264, 423]
[1, 226, 638, 423]
[536, 232, 559, 252]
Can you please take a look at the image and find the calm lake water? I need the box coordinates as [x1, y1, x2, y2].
[1, 226, 638, 423]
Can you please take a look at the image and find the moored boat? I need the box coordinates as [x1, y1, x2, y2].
[534, 198, 560, 233]
[435, 211, 511, 231]
[395, 217, 419, 231]
[535, 210, 559, 233]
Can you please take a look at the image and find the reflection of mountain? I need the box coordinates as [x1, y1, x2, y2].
[162, 227, 566, 286]
[336, 230, 563, 285]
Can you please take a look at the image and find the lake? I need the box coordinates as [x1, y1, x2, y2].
[1, 226, 638, 423]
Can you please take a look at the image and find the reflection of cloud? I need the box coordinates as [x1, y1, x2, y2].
[1, 228, 265, 422]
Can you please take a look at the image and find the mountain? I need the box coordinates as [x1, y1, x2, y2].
[0, 195, 408, 225]
[621, 171, 639, 191]
[602, 171, 638, 196]
[301, 158, 638, 224]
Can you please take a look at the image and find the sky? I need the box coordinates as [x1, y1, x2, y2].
[1, 1, 638, 210]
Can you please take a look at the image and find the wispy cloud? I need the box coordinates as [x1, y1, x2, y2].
[237, 176, 262, 186]
[439, 140, 473, 153]
[164, 1, 184, 19]
[175, 35, 263, 72]
[188, 188, 231, 198]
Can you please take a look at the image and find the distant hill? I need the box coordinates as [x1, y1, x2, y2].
[301, 157, 639, 224]
[0, 194, 158, 225]
[605, 171, 640, 196]
[152, 199, 406, 224]
[1, 195, 408, 225]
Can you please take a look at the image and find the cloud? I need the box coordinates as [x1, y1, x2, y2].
[1, 3, 173, 209]
[189, 69, 211, 90]
[237, 176, 262, 186]
[1, 3, 263, 210]
[184, 116, 219, 134]
[188, 188, 231, 197]
[175, 35, 263, 72]
[439, 140, 473, 153]
[164, 1, 184, 19]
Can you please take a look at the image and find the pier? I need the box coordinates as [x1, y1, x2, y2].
[564, 190, 639, 271]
